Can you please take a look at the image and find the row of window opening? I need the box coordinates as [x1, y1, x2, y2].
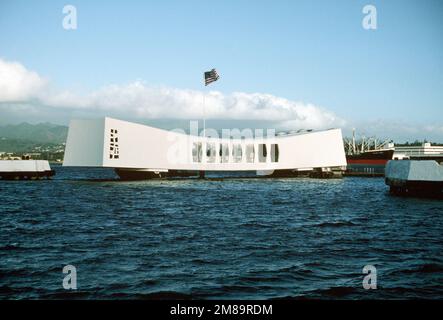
[192, 143, 279, 163]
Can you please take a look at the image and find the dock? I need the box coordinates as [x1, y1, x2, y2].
[344, 171, 384, 177]
[0, 160, 55, 180]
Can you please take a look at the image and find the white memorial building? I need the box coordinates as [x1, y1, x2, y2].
[63, 117, 347, 179]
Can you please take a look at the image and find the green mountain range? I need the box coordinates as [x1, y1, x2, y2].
[0, 122, 68, 144]
[0, 123, 68, 153]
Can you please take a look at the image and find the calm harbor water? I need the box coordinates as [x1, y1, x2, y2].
[1, 165, 442, 299]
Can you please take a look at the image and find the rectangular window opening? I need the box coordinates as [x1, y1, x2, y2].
[232, 144, 242, 163]
[206, 143, 216, 163]
[258, 144, 267, 163]
[220, 143, 229, 163]
[246, 144, 255, 163]
[271, 144, 279, 162]
[192, 142, 202, 163]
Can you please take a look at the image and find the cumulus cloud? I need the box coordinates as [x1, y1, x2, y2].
[2, 58, 443, 141]
[0, 58, 344, 130]
[0, 59, 47, 101]
[42, 83, 345, 129]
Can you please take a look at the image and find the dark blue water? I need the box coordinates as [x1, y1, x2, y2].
[1, 165, 442, 299]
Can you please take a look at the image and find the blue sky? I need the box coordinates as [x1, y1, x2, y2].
[0, 0, 442, 141]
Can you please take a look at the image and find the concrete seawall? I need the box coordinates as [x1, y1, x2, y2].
[385, 160, 443, 198]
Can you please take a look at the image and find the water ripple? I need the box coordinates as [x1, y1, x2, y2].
[0, 166, 442, 299]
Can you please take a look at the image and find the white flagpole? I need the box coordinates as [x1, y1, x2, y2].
[203, 92, 206, 137]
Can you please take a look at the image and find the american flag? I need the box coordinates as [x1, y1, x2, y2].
[204, 69, 220, 86]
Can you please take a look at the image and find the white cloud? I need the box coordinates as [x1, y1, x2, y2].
[0, 59, 47, 102]
[0, 58, 344, 130]
[43, 82, 345, 129]
[1, 58, 443, 142]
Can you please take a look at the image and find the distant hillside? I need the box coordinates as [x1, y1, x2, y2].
[0, 122, 68, 144]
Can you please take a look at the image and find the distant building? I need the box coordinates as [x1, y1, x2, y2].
[394, 143, 443, 160]
[24, 153, 42, 158]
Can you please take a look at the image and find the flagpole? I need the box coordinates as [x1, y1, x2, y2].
[203, 92, 206, 137]
[203, 68, 218, 137]
[200, 84, 206, 178]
